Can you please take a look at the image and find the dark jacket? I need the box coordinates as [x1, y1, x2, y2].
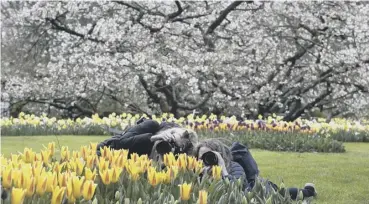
[96, 119, 179, 156]
[230, 142, 259, 185]
[227, 161, 246, 180]
[222, 161, 248, 191]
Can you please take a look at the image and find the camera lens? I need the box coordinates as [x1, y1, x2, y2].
[156, 141, 173, 154]
[202, 151, 218, 166]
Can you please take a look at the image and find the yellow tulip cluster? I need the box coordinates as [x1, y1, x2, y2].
[1, 142, 98, 204]
[306, 117, 369, 134]
[1, 143, 215, 204]
[162, 153, 203, 173]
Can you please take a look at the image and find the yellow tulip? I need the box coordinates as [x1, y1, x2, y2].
[35, 153, 42, 162]
[48, 142, 56, 156]
[20, 167, 32, 188]
[72, 151, 81, 160]
[110, 154, 119, 168]
[100, 146, 111, 159]
[163, 152, 176, 167]
[45, 172, 58, 193]
[147, 168, 160, 186]
[0, 158, 8, 175]
[187, 156, 196, 170]
[33, 161, 44, 169]
[71, 176, 85, 198]
[97, 158, 109, 171]
[58, 172, 71, 187]
[80, 146, 88, 159]
[11, 188, 27, 204]
[164, 166, 178, 183]
[32, 165, 45, 179]
[66, 179, 76, 204]
[61, 146, 70, 161]
[99, 169, 112, 185]
[84, 168, 97, 181]
[111, 168, 123, 183]
[21, 148, 35, 163]
[86, 155, 96, 169]
[178, 182, 192, 201]
[212, 166, 222, 180]
[52, 162, 62, 173]
[51, 186, 66, 204]
[66, 160, 77, 172]
[198, 190, 208, 204]
[131, 153, 139, 162]
[82, 180, 97, 201]
[75, 159, 85, 176]
[120, 149, 129, 159]
[127, 165, 140, 181]
[110, 152, 121, 168]
[12, 169, 24, 188]
[35, 175, 48, 196]
[177, 154, 187, 170]
[1, 167, 12, 189]
[139, 154, 149, 162]
[89, 142, 98, 151]
[11, 154, 20, 162]
[194, 160, 204, 174]
[24, 176, 35, 197]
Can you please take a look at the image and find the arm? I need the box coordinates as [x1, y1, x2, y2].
[96, 119, 161, 156]
[116, 133, 154, 156]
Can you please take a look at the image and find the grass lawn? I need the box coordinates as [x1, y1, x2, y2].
[1, 135, 369, 204]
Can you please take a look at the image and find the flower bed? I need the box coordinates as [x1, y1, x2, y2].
[0, 143, 309, 204]
[1, 113, 368, 140]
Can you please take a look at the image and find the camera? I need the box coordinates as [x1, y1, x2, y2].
[201, 151, 218, 166]
[156, 141, 174, 154]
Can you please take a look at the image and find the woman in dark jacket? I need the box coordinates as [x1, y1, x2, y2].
[193, 139, 317, 200]
[194, 139, 247, 182]
[96, 118, 198, 160]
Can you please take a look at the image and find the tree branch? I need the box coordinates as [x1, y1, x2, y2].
[167, 1, 183, 19]
[283, 90, 332, 121]
[205, 1, 244, 35]
[45, 18, 104, 43]
[203, 1, 244, 51]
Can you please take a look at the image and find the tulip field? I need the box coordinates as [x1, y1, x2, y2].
[1, 140, 291, 204]
[1, 113, 369, 204]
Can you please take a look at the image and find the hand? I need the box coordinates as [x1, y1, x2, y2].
[150, 128, 186, 143]
[150, 129, 175, 142]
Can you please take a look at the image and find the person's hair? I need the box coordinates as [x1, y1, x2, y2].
[193, 138, 232, 170]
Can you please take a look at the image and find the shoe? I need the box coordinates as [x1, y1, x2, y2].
[304, 183, 317, 197]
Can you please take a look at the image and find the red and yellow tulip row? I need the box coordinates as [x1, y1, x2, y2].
[1, 143, 217, 204]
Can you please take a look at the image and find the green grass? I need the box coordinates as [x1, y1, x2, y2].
[1, 135, 369, 204]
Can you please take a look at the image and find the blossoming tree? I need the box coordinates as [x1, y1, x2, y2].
[1, 1, 368, 120]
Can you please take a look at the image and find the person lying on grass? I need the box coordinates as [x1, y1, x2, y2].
[96, 118, 198, 163]
[193, 138, 317, 200]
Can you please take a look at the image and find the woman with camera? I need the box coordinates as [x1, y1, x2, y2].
[193, 139, 317, 200]
[195, 139, 247, 182]
[96, 118, 198, 161]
